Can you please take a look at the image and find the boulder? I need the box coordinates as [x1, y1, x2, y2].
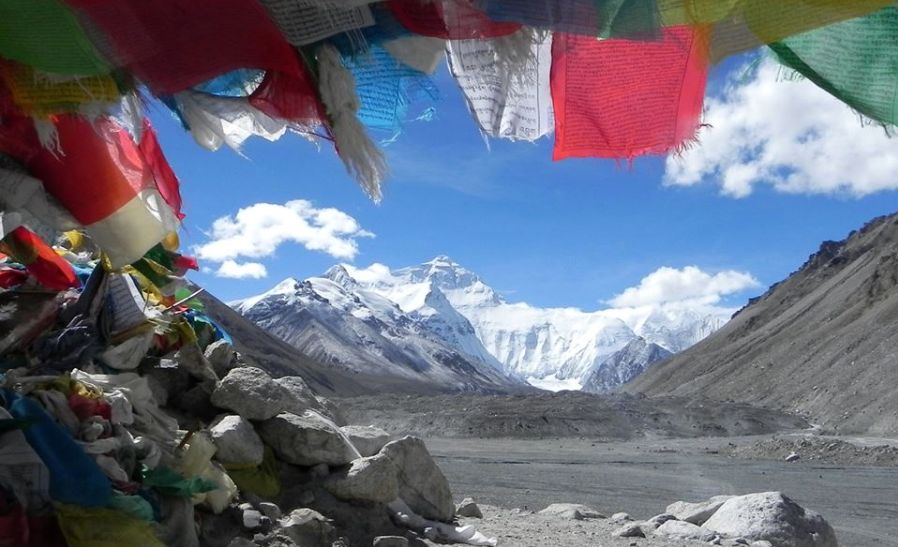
[373, 536, 409, 547]
[702, 492, 837, 547]
[341, 425, 391, 457]
[379, 436, 454, 522]
[210, 415, 264, 465]
[325, 455, 399, 503]
[654, 520, 717, 541]
[644, 513, 677, 530]
[666, 495, 735, 525]
[537, 503, 605, 520]
[278, 508, 335, 547]
[204, 339, 236, 378]
[211, 367, 295, 420]
[455, 498, 483, 518]
[259, 411, 357, 466]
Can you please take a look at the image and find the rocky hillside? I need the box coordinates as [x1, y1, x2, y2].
[628, 213, 898, 435]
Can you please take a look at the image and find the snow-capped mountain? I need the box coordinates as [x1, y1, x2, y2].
[580, 337, 673, 394]
[231, 274, 523, 394]
[343, 256, 734, 389]
[234, 256, 735, 393]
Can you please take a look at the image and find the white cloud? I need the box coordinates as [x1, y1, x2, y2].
[609, 266, 761, 308]
[666, 58, 898, 198]
[195, 200, 373, 279]
[215, 260, 268, 279]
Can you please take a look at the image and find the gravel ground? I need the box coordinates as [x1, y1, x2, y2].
[424, 436, 898, 546]
[726, 434, 898, 466]
[421, 505, 710, 547]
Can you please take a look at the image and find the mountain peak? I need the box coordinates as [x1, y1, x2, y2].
[270, 277, 301, 294]
[322, 264, 358, 288]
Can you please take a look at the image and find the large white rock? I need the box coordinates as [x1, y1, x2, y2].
[653, 520, 717, 541]
[210, 367, 295, 420]
[259, 411, 357, 466]
[379, 436, 455, 522]
[666, 495, 735, 525]
[538, 503, 606, 520]
[324, 455, 399, 503]
[209, 415, 264, 465]
[340, 425, 391, 457]
[702, 492, 838, 547]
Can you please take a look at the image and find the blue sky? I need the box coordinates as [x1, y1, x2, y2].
[152, 54, 898, 309]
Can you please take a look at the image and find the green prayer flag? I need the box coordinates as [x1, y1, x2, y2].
[0, 0, 110, 76]
[770, 6, 898, 125]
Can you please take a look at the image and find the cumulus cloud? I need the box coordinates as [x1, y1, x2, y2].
[609, 266, 761, 308]
[215, 260, 268, 279]
[195, 200, 373, 279]
[665, 58, 898, 198]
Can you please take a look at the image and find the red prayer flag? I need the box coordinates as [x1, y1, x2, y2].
[0, 227, 79, 291]
[551, 26, 710, 160]
[64, 0, 303, 95]
[139, 119, 184, 221]
[0, 114, 181, 268]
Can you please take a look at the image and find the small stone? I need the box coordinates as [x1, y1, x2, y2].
[242, 509, 263, 530]
[538, 503, 605, 520]
[612, 522, 645, 538]
[455, 498, 483, 518]
[341, 425, 391, 457]
[209, 414, 264, 466]
[653, 520, 716, 541]
[258, 502, 282, 520]
[610, 512, 632, 523]
[373, 536, 409, 547]
[279, 508, 335, 547]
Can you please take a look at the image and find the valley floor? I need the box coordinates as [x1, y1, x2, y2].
[425, 435, 898, 546]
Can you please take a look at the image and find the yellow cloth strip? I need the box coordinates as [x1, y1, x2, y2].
[0, 62, 119, 116]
